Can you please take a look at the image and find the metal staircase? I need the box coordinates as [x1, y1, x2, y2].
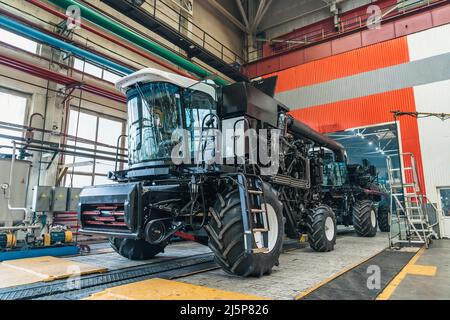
[386, 153, 435, 248]
[236, 174, 271, 254]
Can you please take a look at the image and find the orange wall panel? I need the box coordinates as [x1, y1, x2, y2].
[267, 36, 410, 93]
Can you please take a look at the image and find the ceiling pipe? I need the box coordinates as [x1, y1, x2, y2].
[0, 6, 138, 74]
[25, 0, 195, 79]
[0, 52, 126, 103]
[48, 0, 229, 85]
[0, 14, 134, 75]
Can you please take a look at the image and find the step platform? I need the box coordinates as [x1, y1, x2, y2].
[0, 256, 107, 289]
[86, 278, 267, 300]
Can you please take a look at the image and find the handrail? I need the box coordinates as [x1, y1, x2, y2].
[114, 134, 128, 172]
[247, 0, 443, 63]
[142, 0, 246, 65]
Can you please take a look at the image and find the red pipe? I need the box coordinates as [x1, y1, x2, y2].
[25, 0, 195, 79]
[0, 52, 126, 103]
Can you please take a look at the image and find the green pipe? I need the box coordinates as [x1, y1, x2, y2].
[49, 0, 229, 86]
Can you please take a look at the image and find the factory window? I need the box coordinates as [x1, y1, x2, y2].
[103, 70, 122, 83]
[73, 58, 123, 84]
[0, 28, 38, 54]
[440, 188, 450, 217]
[0, 88, 29, 155]
[64, 108, 126, 188]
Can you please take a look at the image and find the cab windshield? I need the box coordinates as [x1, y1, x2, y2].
[126, 82, 215, 165]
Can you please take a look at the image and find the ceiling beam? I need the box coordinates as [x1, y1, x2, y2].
[252, 0, 273, 32]
[206, 0, 248, 33]
[235, 0, 249, 28]
[252, 0, 266, 32]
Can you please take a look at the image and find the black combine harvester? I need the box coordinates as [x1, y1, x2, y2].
[321, 151, 390, 236]
[78, 69, 387, 277]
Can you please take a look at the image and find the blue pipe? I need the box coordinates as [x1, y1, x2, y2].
[0, 15, 133, 75]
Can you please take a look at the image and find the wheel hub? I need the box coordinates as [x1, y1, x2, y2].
[370, 209, 377, 228]
[325, 216, 335, 241]
[254, 203, 278, 252]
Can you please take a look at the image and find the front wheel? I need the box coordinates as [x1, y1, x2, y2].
[353, 200, 378, 237]
[205, 183, 284, 277]
[377, 204, 390, 232]
[307, 205, 337, 252]
[109, 237, 166, 260]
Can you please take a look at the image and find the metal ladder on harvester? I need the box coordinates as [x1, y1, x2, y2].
[236, 174, 271, 254]
[386, 153, 435, 248]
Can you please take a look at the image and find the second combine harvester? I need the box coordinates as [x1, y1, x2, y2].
[78, 69, 386, 277]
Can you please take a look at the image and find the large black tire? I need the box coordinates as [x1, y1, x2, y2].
[377, 204, 390, 232]
[109, 237, 165, 260]
[205, 183, 284, 277]
[353, 200, 378, 237]
[307, 205, 337, 252]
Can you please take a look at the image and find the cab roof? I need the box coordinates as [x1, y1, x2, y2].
[115, 68, 216, 99]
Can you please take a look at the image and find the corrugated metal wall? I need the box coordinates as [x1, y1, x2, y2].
[244, 2, 450, 79]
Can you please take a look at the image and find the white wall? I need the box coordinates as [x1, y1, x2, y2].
[408, 24, 450, 237]
[413, 80, 450, 204]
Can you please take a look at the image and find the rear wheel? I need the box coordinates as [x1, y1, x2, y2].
[353, 200, 378, 237]
[307, 205, 337, 252]
[109, 237, 166, 260]
[205, 183, 284, 277]
[377, 204, 390, 232]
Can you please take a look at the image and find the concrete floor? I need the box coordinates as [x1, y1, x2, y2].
[178, 232, 389, 300]
[65, 234, 450, 300]
[390, 239, 450, 300]
[68, 241, 212, 271]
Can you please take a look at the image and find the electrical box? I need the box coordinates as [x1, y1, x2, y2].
[31, 186, 52, 212]
[52, 187, 68, 212]
[67, 188, 82, 212]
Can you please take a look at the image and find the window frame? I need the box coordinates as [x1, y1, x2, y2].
[63, 106, 127, 187]
[0, 86, 31, 155]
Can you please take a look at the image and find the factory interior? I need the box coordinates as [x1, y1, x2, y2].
[0, 0, 449, 306]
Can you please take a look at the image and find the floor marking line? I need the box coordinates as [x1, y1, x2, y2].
[376, 247, 437, 300]
[295, 247, 387, 300]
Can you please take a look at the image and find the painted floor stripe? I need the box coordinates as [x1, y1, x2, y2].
[376, 247, 437, 300]
[295, 248, 386, 300]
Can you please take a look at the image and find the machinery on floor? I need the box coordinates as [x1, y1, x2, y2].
[0, 153, 78, 260]
[321, 151, 390, 236]
[77, 68, 350, 277]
